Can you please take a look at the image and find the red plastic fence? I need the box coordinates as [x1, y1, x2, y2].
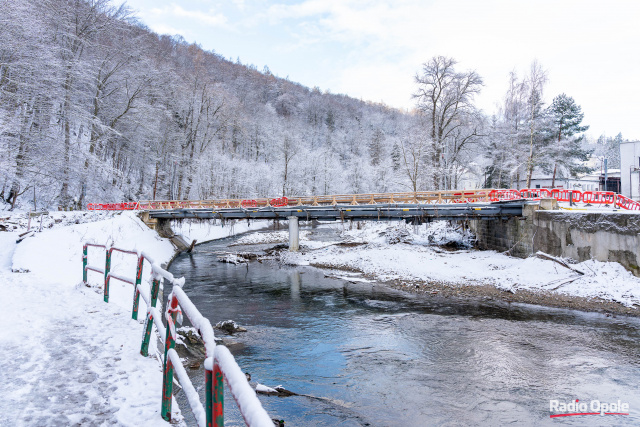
[87, 190, 640, 211]
[241, 200, 257, 208]
[269, 197, 288, 207]
[616, 194, 640, 210]
[88, 202, 139, 211]
[489, 189, 521, 201]
[519, 188, 551, 199]
[582, 191, 616, 205]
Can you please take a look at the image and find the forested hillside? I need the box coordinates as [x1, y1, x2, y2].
[0, 0, 619, 210]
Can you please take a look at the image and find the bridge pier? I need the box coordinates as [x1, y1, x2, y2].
[288, 216, 299, 252]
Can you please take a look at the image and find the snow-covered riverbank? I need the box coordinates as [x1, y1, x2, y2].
[280, 222, 640, 312]
[0, 211, 265, 425]
[3, 211, 640, 424]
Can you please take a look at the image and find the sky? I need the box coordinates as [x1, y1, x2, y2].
[123, 0, 640, 140]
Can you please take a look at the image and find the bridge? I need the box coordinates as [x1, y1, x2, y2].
[146, 201, 525, 222]
[87, 188, 640, 251]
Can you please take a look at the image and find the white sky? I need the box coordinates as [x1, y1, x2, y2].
[124, 0, 640, 140]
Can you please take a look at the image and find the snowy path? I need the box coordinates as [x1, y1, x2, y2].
[0, 227, 173, 426]
[0, 213, 269, 426]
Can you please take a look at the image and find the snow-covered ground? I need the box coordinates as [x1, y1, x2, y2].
[282, 222, 640, 308]
[0, 212, 265, 426]
[232, 230, 309, 245]
[2, 210, 640, 424]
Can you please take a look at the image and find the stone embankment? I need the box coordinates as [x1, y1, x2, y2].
[471, 200, 640, 276]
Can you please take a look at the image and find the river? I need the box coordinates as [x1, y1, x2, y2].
[167, 226, 640, 426]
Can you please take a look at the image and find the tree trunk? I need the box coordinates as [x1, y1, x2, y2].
[80, 87, 102, 207]
[526, 112, 535, 189]
[282, 156, 289, 197]
[153, 162, 159, 200]
[183, 142, 197, 198]
[60, 72, 73, 207]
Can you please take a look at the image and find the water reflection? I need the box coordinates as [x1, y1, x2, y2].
[168, 229, 640, 426]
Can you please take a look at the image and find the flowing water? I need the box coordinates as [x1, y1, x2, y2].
[167, 227, 640, 426]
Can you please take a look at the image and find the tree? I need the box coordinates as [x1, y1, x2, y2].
[593, 133, 623, 169]
[547, 93, 591, 186]
[398, 118, 429, 192]
[413, 56, 483, 189]
[499, 71, 530, 188]
[524, 60, 549, 188]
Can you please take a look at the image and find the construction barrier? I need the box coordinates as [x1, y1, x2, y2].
[549, 189, 582, 203]
[582, 191, 616, 205]
[616, 194, 640, 210]
[241, 200, 258, 208]
[87, 202, 139, 211]
[269, 197, 289, 207]
[488, 189, 521, 201]
[519, 188, 551, 199]
[88, 189, 640, 211]
[82, 244, 272, 426]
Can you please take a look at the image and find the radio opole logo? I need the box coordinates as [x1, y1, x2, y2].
[549, 399, 629, 418]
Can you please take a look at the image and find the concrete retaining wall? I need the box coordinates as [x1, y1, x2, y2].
[471, 206, 640, 276]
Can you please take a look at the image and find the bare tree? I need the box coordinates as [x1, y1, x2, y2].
[413, 56, 483, 190]
[524, 60, 548, 188]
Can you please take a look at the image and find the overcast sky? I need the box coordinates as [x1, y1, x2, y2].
[123, 0, 640, 140]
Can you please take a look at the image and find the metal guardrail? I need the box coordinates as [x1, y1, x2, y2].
[82, 243, 272, 426]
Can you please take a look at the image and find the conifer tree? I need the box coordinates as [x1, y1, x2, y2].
[547, 94, 591, 186]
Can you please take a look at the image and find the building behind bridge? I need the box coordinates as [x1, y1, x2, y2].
[620, 140, 640, 200]
[515, 169, 621, 193]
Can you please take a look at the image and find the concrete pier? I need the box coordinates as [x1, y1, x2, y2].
[288, 216, 299, 251]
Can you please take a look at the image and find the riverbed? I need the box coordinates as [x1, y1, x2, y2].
[167, 228, 640, 426]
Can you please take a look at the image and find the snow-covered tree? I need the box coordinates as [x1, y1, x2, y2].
[413, 56, 483, 190]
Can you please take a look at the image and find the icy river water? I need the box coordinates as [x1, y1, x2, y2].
[168, 227, 640, 426]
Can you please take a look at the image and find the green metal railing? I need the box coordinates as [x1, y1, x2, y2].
[82, 243, 272, 426]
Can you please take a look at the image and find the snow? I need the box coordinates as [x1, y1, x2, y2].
[232, 230, 309, 245]
[171, 219, 268, 244]
[255, 383, 280, 394]
[214, 345, 274, 427]
[3, 209, 639, 424]
[0, 236, 173, 425]
[217, 253, 248, 264]
[0, 211, 270, 425]
[171, 286, 216, 359]
[167, 349, 206, 427]
[281, 222, 640, 308]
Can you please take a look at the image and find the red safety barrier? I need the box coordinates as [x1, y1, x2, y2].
[616, 194, 640, 210]
[489, 189, 521, 201]
[88, 202, 139, 211]
[269, 197, 289, 207]
[89, 189, 640, 211]
[582, 191, 616, 205]
[549, 189, 582, 203]
[519, 188, 551, 199]
[241, 199, 258, 208]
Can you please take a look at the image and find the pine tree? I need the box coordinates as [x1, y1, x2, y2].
[547, 94, 591, 186]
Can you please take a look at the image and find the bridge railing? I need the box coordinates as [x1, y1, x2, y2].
[82, 243, 272, 426]
[88, 188, 640, 212]
[133, 189, 495, 210]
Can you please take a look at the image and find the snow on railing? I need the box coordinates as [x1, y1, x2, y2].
[82, 243, 272, 427]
